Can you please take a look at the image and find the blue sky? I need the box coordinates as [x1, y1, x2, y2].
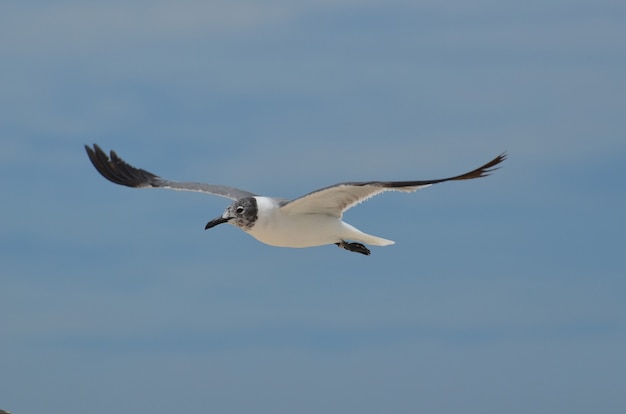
[1, 1, 625, 413]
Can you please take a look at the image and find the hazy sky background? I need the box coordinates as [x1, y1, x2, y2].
[1, 1, 625, 413]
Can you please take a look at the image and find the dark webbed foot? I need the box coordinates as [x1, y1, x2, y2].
[335, 241, 371, 256]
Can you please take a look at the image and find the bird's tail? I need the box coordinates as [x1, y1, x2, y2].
[359, 234, 395, 246]
[341, 222, 395, 246]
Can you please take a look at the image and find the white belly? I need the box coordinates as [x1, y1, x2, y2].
[244, 197, 394, 248]
[247, 211, 342, 247]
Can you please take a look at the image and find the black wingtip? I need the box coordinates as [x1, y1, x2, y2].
[478, 151, 507, 177]
[449, 151, 507, 181]
[84, 144, 161, 188]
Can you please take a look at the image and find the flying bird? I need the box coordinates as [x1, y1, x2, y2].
[85, 144, 505, 255]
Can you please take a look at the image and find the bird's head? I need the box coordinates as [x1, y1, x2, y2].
[205, 197, 258, 231]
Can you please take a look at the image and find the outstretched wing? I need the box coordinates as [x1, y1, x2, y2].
[280, 153, 506, 218]
[85, 144, 257, 200]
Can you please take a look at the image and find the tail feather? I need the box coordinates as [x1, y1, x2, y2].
[340, 222, 395, 246]
[361, 235, 395, 246]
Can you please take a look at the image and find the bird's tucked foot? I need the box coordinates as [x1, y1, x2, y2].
[335, 241, 371, 256]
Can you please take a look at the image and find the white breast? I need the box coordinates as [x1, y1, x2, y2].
[245, 197, 341, 247]
[245, 197, 394, 248]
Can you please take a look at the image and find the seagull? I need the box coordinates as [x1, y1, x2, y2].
[85, 144, 505, 255]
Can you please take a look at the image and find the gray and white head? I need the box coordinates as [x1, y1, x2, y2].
[204, 197, 258, 231]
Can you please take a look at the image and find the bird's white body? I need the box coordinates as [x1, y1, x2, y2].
[247, 197, 394, 248]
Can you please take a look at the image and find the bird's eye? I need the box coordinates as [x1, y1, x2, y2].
[236, 206, 245, 214]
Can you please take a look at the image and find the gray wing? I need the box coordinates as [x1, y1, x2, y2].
[280, 153, 506, 218]
[85, 144, 257, 200]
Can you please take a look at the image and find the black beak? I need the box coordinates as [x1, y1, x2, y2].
[204, 216, 231, 230]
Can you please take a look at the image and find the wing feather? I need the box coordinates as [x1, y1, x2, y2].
[85, 144, 256, 200]
[280, 153, 506, 217]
